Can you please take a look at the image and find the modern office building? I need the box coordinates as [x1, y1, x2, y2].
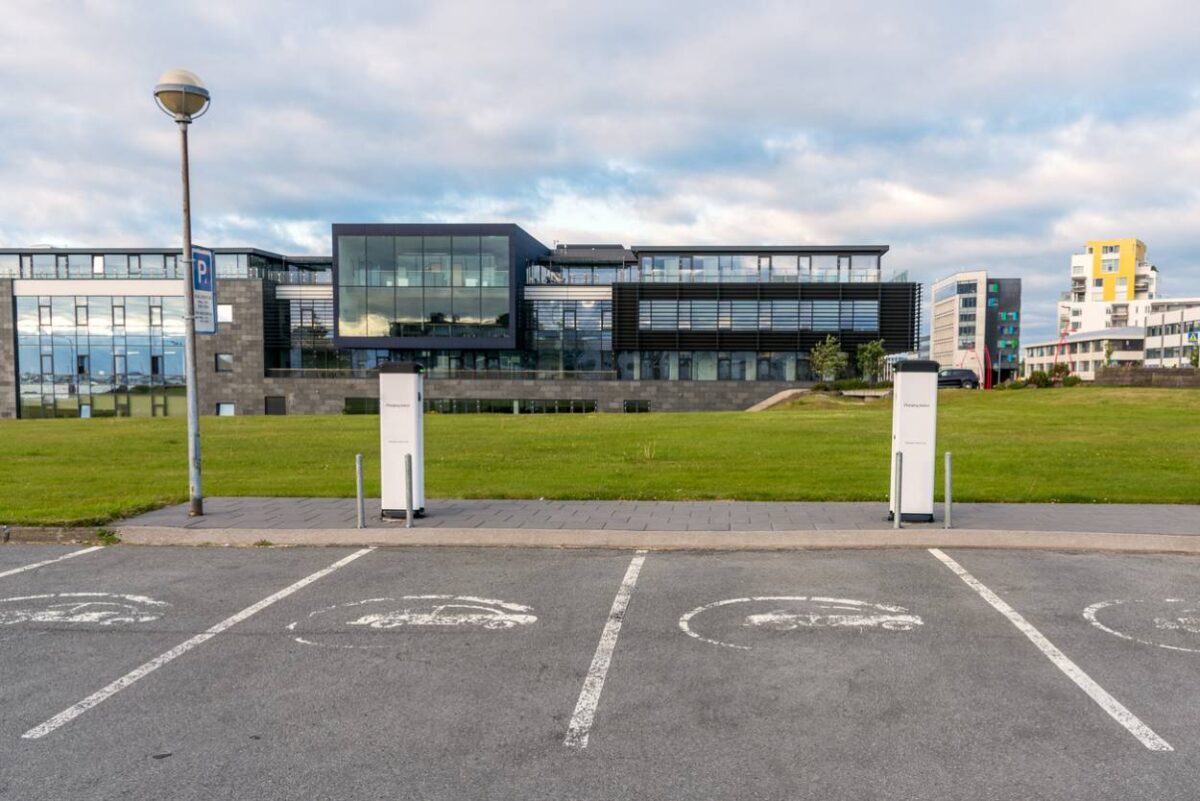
[1023, 327, 1146, 381]
[0, 223, 922, 418]
[930, 271, 1021, 385]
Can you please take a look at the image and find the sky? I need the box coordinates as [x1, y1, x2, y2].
[2, 1, 1200, 342]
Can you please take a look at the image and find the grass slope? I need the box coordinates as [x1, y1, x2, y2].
[0, 387, 1196, 526]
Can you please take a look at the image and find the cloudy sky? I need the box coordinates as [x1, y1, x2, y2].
[3, 0, 1200, 340]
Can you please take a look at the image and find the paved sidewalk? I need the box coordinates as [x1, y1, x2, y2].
[121, 498, 1200, 535]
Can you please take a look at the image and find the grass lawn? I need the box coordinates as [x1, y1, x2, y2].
[1, 386, 1197, 526]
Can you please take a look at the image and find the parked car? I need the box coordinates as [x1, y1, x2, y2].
[938, 368, 979, 389]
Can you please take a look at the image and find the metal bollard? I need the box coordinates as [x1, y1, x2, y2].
[355, 454, 365, 529]
[893, 451, 903, 529]
[944, 451, 953, 530]
[404, 453, 415, 528]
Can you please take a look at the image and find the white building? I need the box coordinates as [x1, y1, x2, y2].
[1145, 306, 1200, 368]
[1023, 327, 1145, 381]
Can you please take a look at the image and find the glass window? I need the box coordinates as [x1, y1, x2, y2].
[366, 236, 395, 287]
[423, 236, 451, 287]
[366, 288, 396, 336]
[452, 236, 481, 287]
[812, 254, 838, 282]
[214, 353, 234, 373]
[215, 402, 235, 416]
[480, 236, 509, 287]
[337, 236, 366, 286]
[480, 288, 509, 328]
[395, 237, 423, 287]
[771, 254, 798, 282]
[812, 300, 839, 331]
[217, 304, 233, 323]
[265, 396, 287, 415]
[337, 287, 367, 336]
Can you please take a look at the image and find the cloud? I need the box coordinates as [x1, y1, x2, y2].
[1, 0, 1199, 341]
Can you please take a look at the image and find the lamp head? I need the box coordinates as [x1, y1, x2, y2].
[154, 69, 210, 121]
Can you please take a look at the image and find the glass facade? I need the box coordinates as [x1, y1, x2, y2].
[636, 299, 879, 333]
[336, 235, 511, 338]
[615, 351, 814, 381]
[526, 253, 883, 285]
[525, 299, 613, 372]
[16, 295, 186, 418]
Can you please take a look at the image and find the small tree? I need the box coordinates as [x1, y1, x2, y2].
[1051, 362, 1071, 381]
[856, 339, 887, 384]
[809, 335, 848, 381]
[1190, 347, 1198, 368]
[1104, 340, 1114, 367]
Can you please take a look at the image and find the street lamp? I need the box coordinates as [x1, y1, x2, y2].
[155, 69, 210, 516]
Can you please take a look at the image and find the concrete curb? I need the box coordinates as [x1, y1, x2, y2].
[114, 525, 1200, 554]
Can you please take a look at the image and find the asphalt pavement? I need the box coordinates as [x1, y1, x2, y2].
[1, 543, 1199, 800]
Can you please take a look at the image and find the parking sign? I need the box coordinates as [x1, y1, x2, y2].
[192, 246, 216, 334]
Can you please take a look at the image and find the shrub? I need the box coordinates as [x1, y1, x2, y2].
[1028, 371, 1051, 388]
[1062, 375, 1083, 387]
[831, 378, 869, 391]
[810, 382, 831, 391]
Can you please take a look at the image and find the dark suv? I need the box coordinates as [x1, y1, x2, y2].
[937, 368, 979, 389]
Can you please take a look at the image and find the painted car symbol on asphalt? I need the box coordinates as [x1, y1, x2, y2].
[288, 595, 538, 648]
[0, 593, 168, 626]
[680, 596, 924, 650]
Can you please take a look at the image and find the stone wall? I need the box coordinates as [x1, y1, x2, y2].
[1094, 366, 1200, 388]
[249, 375, 812, 415]
[196, 281, 269, 415]
[0, 280, 16, 419]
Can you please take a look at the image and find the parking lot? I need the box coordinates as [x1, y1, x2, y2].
[2, 544, 1199, 800]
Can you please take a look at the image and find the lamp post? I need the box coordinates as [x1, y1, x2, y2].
[154, 69, 211, 517]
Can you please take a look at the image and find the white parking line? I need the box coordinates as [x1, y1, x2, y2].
[929, 548, 1172, 752]
[22, 547, 375, 740]
[564, 550, 647, 749]
[0, 546, 104, 580]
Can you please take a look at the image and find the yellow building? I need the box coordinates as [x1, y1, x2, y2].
[1057, 238, 1157, 332]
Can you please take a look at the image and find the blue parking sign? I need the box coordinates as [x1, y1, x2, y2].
[192, 247, 216, 334]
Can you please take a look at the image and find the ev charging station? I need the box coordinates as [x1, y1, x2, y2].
[379, 362, 426, 518]
[889, 360, 939, 522]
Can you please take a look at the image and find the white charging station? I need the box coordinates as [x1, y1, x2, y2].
[380, 362, 425, 518]
[889, 360, 939, 522]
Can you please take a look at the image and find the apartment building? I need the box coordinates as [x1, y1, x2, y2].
[930, 271, 1021, 385]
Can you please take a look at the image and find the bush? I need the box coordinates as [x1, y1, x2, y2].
[996, 380, 1026, 390]
[810, 382, 831, 391]
[831, 378, 869, 391]
[1027, 371, 1051, 388]
[1062, 375, 1083, 387]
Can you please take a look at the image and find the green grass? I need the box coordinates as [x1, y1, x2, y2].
[1, 387, 1197, 526]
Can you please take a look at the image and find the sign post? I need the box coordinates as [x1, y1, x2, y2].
[889, 360, 939, 523]
[192, 246, 216, 335]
